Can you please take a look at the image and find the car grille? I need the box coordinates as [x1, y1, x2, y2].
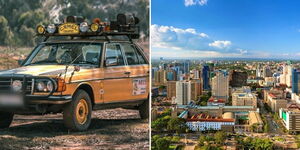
[0, 76, 33, 94]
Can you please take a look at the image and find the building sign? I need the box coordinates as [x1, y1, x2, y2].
[58, 23, 80, 35]
[132, 78, 147, 95]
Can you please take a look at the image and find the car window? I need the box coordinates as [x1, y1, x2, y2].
[105, 44, 125, 66]
[121, 43, 139, 65]
[31, 46, 52, 64]
[135, 46, 147, 64]
[24, 43, 102, 66]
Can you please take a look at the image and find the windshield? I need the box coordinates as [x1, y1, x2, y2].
[23, 43, 102, 66]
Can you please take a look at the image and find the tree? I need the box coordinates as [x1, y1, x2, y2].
[152, 115, 170, 131]
[167, 117, 187, 133]
[264, 123, 269, 133]
[198, 135, 207, 146]
[151, 135, 160, 149]
[155, 137, 170, 150]
[214, 131, 226, 145]
[0, 16, 14, 45]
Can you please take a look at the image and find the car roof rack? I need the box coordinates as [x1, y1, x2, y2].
[36, 14, 140, 43]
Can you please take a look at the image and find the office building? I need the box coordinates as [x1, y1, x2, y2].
[232, 91, 257, 108]
[229, 70, 247, 87]
[167, 81, 176, 98]
[154, 69, 166, 85]
[175, 81, 191, 105]
[292, 69, 300, 94]
[185, 113, 235, 131]
[211, 70, 229, 100]
[280, 104, 300, 133]
[202, 65, 210, 90]
[190, 79, 202, 101]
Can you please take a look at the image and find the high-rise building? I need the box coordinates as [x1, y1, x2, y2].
[263, 66, 272, 78]
[154, 69, 166, 85]
[256, 64, 263, 78]
[229, 70, 247, 87]
[183, 60, 190, 74]
[292, 69, 300, 94]
[190, 79, 202, 101]
[202, 65, 210, 90]
[232, 91, 257, 108]
[192, 69, 201, 79]
[152, 67, 159, 79]
[175, 81, 191, 105]
[211, 70, 229, 100]
[167, 81, 177, 98]
[166, 70, 176, 81]
[286, 65, 293, 87]
[280, 104, 300, 133]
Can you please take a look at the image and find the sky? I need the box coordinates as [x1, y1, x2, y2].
[151, 0, 300, 59]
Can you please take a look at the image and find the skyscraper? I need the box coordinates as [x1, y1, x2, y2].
[202, 65, 210, 90]
[211, 70, 229, 100]
[175, 81, 191, 105]
[183, 60, 190, 74]
[292, 69, 300, 94]
[192, 69, 201, 79]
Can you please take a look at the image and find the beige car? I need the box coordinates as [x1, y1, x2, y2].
[0, 15, 149, 131]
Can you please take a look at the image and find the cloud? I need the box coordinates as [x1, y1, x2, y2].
[151, 24, 211, 50]
[209, 40, 232, 49]
[184, 0, 208, 7]
[151, 24, 248, 58]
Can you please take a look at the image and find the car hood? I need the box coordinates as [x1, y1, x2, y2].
[0, 65, 69, 76]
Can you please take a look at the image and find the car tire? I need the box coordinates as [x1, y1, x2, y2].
[138, 99, 149, 119]
[63, 90, 92, 131]
[0, 111, 14, 129]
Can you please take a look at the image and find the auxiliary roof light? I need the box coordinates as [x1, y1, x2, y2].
[90, 23, 99, 32]
[37, 25, 45, 34]
[80, 22, 89, 32]
[46, 24, 56, 34]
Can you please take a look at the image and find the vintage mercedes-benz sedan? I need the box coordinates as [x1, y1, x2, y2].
[0, 14, 149, 131]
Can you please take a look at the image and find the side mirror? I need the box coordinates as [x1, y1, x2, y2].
[18, 59, 24, 66]
[105, 58, 118, 67]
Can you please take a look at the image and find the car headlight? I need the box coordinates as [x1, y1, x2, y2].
[37, 81, 46, 92]
[12, 80, 22, 92]
[36, 79, 55, 92]
[80, 22, 89, 32]
[46, 81, 54, 92]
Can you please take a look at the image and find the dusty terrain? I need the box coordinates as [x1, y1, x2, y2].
[0, 108, 149, 150]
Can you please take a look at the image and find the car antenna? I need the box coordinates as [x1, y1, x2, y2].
[61, 39, 97, 81]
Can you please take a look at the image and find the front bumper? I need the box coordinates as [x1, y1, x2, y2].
[26, 95, 72, 104]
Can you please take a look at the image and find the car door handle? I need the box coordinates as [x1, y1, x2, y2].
[124, 71, 131, 75]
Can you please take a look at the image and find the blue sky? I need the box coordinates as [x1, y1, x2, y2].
[151, 0, 300, 59]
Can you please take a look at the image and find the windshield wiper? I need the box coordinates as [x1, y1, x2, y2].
[77, 61, 97, 65]
[28, 60, 56, 65]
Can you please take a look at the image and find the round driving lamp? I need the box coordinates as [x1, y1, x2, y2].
[37, 81, 46, 92]
[12, 80, 22, 92]
[47, 24, 56, 34]
[46, 81, 54, 92]
[90, 23, 99, 32]
[80, 22, 89, 32]
[36, 25, 45, 34]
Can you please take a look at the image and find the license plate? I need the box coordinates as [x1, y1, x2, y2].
[0, 95, 23, 106]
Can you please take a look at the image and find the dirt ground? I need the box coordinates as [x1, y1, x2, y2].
[0, 108, 149, 150]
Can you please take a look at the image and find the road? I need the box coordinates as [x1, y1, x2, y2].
[258, 98, 283, 134]
[0, 108, 149, 150]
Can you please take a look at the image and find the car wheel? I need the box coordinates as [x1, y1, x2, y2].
[63, 90, 92, 131]
[138, 99, 149, 119]
[0, 111, 14, 129]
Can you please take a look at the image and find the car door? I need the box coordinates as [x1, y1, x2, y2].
[102, 43, 132, 103]
[120, 42, 149, 101]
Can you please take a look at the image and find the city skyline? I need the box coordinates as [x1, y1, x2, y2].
[152, 0, 300, 59]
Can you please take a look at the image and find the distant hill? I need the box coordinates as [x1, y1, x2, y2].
[0, 0, 149, 47]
